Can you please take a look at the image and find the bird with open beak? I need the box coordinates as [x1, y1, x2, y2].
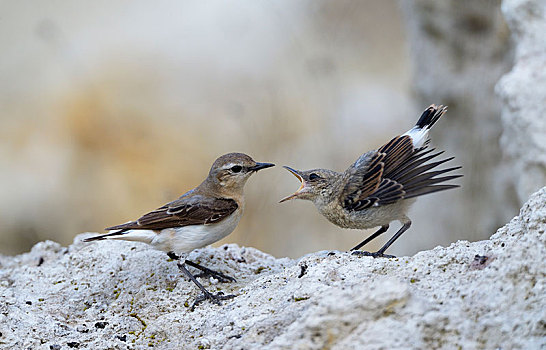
[85, 153, 274, 309]
[280, 105, 461, 258]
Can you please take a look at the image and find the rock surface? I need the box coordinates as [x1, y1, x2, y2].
[496, 0, 546, 203]
[1, 187, 545, 349]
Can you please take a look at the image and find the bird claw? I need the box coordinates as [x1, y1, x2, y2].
[351, 250, 396, 259]
[194, 269, 236, 283]
[191, 291, 236, 311]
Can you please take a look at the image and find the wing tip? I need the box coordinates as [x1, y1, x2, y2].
[83, 234, 108, 242]
[84, 228, 129, 242]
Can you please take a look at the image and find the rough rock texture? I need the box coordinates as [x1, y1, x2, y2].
[399, 0, 518, 249]
[1, 187, 545, 349]
[496, 0, 546, 203]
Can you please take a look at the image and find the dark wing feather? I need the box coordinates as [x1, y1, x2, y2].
[343, 135, 461, 211]
[343, 136, 413, 210]
[378, 135, 415, 175]
[105, 195, 238, 231]
[341, 152, 385, 209]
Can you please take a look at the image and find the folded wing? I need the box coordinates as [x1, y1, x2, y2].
[109, 196, 238, 231]
[84, 196, 238, 242]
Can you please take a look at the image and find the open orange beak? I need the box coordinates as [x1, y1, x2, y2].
[279, 166, 307, 203]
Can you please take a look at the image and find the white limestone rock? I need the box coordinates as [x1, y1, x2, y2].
[496, 0, 546, 203]
[0, 187, 545, 349]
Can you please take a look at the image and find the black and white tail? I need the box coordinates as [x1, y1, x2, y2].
[389, 104, 461, 200]
[403, 105, 448, 148]
[83, 222, 156, 243]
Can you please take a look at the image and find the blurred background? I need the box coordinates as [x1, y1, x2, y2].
[0, 0, 531, 257]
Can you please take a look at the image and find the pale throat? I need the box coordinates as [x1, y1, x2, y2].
[210, 181, 246, 206]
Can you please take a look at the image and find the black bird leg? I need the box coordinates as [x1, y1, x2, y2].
[376, 221, 411, 256]
[167, 252, 236, 310]
[352, 221, 411, 258]
[350, 225, 389, 251]
[184, 260, 236, 283]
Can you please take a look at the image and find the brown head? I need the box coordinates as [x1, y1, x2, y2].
[205, 153, 274, 195]
[279, 166, 341, 204]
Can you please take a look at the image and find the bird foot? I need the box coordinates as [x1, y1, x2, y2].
[191, 291, 236, 311]
[193, 267, 236, 283]
[351, 250, 396, 259]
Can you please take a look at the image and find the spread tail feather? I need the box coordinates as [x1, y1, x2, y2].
[404, 104, 447, 148]
[415, 104, 447, 129]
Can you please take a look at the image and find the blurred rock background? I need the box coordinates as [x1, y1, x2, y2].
[399, 0, 518, 254]
[1, 0, 542, 257]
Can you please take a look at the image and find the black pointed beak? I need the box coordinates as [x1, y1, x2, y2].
[249, 162, 275, 172]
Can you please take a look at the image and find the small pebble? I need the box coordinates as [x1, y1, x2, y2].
[76, 325, 88, 333]
[94, 321, 108, 329]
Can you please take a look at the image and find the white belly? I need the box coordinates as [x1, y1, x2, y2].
[149, 211, 242, 254]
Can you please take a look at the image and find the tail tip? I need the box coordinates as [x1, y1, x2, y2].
[415, 104, 448, 129]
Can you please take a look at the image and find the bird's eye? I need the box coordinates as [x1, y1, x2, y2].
[309, 173, 321, 180]
[230, 165, 243, 173]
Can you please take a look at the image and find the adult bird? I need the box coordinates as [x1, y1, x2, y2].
[85, 153, 274, 308]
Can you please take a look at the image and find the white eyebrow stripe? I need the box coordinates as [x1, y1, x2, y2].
[221, 163, 239, 170]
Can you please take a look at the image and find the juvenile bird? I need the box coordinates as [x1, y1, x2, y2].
[85, 153, 274, 308]
[280, 105, 461, 258]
